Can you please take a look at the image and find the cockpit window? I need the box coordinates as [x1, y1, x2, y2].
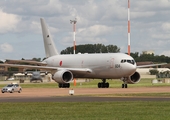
[121, 60, 127, 63]
[121, 59, 135, 65]
[127, 60, 131, 63]
[131, 60, 135, 65]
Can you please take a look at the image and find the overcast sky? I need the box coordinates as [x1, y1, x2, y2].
[0, 0, 170, 60]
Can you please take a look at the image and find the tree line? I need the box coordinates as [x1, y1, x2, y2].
[130, 52, 170, 63]
[60, 44, 120, 54]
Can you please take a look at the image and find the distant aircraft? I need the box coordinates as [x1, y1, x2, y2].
[0, 18, 166, 88]
[30, 71, 43, 83]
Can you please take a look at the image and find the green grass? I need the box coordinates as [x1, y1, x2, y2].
[90, 92, 170, 97]
[0, 78, 170, 88]
[0, 79, 170, 120]
[0, 101, 170, 120]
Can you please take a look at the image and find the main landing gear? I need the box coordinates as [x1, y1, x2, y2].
[98, 79, 109, 88]
[58, 83, 70, 88]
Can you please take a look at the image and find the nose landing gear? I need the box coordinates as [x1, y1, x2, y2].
[98, 79, 109, 88]
[122, 83, 128, 88]
[121, 78, 128, 88]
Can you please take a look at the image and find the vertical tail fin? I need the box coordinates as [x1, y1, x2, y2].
[40, 18, 59, 57]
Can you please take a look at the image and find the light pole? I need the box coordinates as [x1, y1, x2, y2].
[70, 18, 77, 54]
[70, 18, 77, 86]
[128, 0, 131, 55]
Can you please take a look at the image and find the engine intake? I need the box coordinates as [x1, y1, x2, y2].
[52, 70, 73, 83]
[127, 72, 140, 84]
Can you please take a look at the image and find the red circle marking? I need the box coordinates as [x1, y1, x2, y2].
[59, 61, 62, 66]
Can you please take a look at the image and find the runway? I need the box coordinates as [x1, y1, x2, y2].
[1, 87, 170, 102]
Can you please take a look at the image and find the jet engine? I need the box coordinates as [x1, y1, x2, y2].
[127, 72, 140, 84]
[52, 70, 73, 83]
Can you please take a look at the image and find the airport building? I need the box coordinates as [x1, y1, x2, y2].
[142, 50, 154, 55]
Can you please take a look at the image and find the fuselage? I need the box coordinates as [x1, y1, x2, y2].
[44, 53, 137, 79]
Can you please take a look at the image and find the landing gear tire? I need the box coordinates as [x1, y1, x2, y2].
[98, 83, 101, 88]
[122, 84, 124, 88]
[106, 82, 109, 88]
[122, 84, 128, 88]
[125, 84, 128, 88]
[98, 82, 109, 88]
[58, 83, 70, 88]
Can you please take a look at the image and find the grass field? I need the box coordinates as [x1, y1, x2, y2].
[0, 101, 170, 120]
[0, 78, 170, 120]
[0, 78, 169, 88]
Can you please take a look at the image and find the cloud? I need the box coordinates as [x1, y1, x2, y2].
[0, 43, 13, 53]
[0, 0, 170, 59]
[161, 50, 170, 57]
[78, 25, 113, 37]
[0, 9, 21, 33]
[161, 22, 170, 32]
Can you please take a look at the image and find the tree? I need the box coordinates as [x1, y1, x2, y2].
[130, 52, 139, 60]
[32, 58, 41, 62]
[149, 69, 159, 75]
[60, 44, 120, 54]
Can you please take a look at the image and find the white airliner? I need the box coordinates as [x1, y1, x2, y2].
[0, 18, 166, 88]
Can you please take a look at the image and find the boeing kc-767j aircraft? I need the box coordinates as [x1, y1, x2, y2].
[0, 18, 166, 88]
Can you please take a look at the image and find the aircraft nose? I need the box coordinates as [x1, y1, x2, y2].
[123, 64, 136, 76]
[129, 64, 137, 74]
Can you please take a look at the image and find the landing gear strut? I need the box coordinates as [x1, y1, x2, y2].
[58, 83, 70, 88]
[98, 79, 109, 88]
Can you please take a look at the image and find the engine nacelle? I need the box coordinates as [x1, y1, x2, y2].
[127, 72, 141, 84]
[52, 70, 73, 83]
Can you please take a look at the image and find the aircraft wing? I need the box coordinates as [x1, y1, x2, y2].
[137, 63, 167, 68]
[5, 59, 47, 66]
[0, 63, 92, 74]
[58, 68, 93, 74]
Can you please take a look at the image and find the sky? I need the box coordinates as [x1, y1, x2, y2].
[0, 0, 170, 60]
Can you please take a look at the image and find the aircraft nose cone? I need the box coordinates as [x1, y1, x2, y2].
[123, 64, 136, 76]
[129, 64, 137, 74]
